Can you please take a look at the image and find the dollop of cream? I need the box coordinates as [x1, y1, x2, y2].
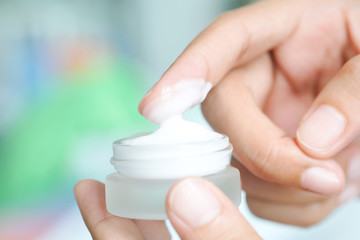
[142, 78, 212, 125]
[124, 115, 222, 145]
[125, 79, 221, 145]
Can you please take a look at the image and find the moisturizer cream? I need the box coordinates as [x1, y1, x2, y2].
[105, 79, 241, 220]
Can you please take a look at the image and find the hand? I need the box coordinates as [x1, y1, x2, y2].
[74, 178, 261, 240]
[138, 0, 360, 226]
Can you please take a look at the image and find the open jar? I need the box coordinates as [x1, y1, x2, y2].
[105, 134, 241, 220]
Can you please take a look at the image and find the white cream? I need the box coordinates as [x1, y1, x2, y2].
[106, 79, 240, 221]
[125, 79, 222, 145]
[123, 115, 222, 145]
[142, 78, 212, 125]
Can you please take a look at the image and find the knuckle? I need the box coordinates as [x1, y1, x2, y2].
[249, 140, 283, 180]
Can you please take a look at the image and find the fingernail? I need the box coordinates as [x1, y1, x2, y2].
[338, 185, 359, 205]
[348, 156, 360, 181]
[168, 178, 221, 228]
[301, 167, 341, 195]
[143, 89, 153, 99]
[297, 105, 346, 151]
[139, 89, 153, 106]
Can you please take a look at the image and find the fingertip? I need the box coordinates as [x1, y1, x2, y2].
[300, 160, 346, 196]
[138, 87, 155, 115]
[166, 177, 260, 239]
[74, 179, 108, 230]
[296, 56, 360, 159]
[301, 168, 342, 195]
[74, 179, 92, 199]
[74, 179, 104, 197]
[296, 105, 347, 158]
[166, 177, 222, 228]
[138, 78, 212, 124]
[74, 180, 106, 216]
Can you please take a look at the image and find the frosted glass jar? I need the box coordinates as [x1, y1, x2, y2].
[105, 134, 241, 220]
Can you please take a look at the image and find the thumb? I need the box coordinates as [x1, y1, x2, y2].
[166, 177, 261, 240]
[296, 55, 360, 158]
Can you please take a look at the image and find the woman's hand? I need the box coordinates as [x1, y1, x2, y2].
[74, 178, 261, 240]
[138, 0, 360, 226]
[232, 154, 360, 227]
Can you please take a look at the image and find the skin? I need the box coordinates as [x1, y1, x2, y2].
[139, 0, 360, 226]
[74, 178, 261, 240]
[199, 0, 360, 226]
[74, 180, 171, 240]
[76, 0, 360, 238]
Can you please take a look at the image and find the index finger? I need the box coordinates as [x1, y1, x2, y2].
[139, 0, 308, 114]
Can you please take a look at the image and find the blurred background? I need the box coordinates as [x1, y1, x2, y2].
[0, 0, 359, 239]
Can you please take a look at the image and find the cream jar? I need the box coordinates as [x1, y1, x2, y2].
[105, 133, 241, 220]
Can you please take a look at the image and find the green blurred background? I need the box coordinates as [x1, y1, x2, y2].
[0, 1, 246, 239]
[1, 1, 359, 240]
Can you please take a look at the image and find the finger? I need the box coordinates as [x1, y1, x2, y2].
[133, 220, 170, 240]
[74, 180, 144, 240]
[138, 0, 310, 115]
[74, 180, 170, 240]
[74, 180, 109, 231]
[203, 55, 344, 195]
[296, 55, 360, 158]
[237, 141, 360, 227]
[166, 177, 261, 240]
[232, 158, 329, 205]
[236, 141, 360, 204]
[247, 195, 338, 227]
[273, 4, 349, 92]
[246, 178, 360, 227]
[247, 177, 360, 227]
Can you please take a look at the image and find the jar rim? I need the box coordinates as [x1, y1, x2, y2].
[111, 134, 233, 179]
[112, 134, 230, 160]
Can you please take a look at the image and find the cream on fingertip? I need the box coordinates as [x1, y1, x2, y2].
[142, 78, 212, 125]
